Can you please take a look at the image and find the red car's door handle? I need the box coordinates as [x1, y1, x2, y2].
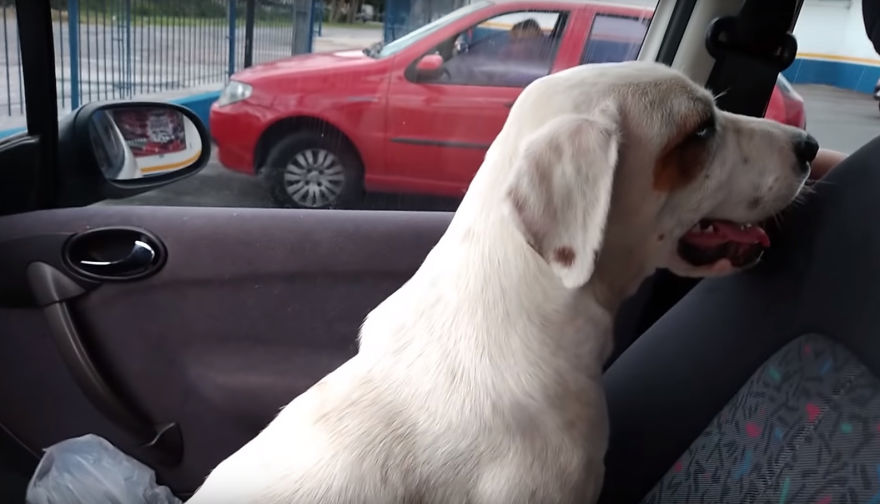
[504, 101, 515, 108]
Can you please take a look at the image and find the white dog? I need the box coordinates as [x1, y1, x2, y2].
[187, 61, 815, 504]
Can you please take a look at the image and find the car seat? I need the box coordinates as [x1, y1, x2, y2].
[599, 134, 880, 503]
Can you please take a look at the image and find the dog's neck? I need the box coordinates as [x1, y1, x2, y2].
[360, 156, 650, 380]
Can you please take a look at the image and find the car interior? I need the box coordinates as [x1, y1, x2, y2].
[1, 0, 878, 502]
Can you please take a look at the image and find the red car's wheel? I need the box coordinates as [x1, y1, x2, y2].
[263, 131, 364, 209]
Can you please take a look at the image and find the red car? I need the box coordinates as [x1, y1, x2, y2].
[211, 0, 806, 209]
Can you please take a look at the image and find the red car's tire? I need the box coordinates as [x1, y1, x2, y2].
[263, 131, 364, 209]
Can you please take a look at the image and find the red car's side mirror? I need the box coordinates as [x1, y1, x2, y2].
[415, 54, 444, 80]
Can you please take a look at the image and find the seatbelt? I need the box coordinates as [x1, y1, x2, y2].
[705, 0, 800, 117]
[864, 0, 880, 54]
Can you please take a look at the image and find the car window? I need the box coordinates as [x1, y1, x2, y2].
[582, 13, 650, 64]
[416, 11, 564, 88]
[0, 0, 660, 211]
[785, 0, 880, 155]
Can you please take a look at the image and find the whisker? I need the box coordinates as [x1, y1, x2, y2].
[808, 178, 838, 188]
[771, 212, 784, 228]
[797, 184, 817, 197]
[712, 88, 730, 102]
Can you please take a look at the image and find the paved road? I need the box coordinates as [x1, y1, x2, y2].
[102, 151, 462, 211]
[99, 83, 879, 211]
[796, 85, 880, 154]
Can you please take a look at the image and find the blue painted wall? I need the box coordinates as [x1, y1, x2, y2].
[171, 91, 221, 129]
[783, 58, 880, 94]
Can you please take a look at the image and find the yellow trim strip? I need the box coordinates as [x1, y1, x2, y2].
[796, 52, 880, 66]
[139, 150, 202, 174]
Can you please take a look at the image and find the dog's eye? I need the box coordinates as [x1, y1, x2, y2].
[692, 119, 716, 140]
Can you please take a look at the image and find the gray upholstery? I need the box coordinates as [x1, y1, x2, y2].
[643, 334, 880, 504]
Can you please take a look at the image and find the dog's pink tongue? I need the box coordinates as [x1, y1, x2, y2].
[712, 221, 770, 246]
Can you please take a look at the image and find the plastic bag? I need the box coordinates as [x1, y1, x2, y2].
[25, 434, 181, 504]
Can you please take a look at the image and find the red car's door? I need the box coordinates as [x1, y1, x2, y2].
[384, 9, 573, 197]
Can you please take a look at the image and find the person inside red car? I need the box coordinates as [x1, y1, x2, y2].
[441, 18, 554, 87]
[500, 19, 550, 62]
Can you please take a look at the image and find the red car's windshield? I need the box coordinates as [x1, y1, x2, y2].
[374, 1, 492, 58]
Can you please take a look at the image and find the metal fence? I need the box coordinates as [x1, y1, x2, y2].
[0, 0, 314, 126]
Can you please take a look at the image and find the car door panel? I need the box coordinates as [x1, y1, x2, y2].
[385, 68, 520, 194]
[0, 205, 452, 493]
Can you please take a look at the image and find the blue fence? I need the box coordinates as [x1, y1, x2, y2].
[0, 0, 316, 126]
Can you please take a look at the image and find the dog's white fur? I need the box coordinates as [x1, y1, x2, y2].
[187, 62, 810, 503]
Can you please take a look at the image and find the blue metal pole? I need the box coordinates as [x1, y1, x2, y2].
[125, 0, 132, 97]
[227, 0, 236, 78]
[5, 6, 14, 115]
[307, 0, 316, 53]
[314, 1, 322, 38]
[67, 0, 80, 108]
[58, 6, 65, 108]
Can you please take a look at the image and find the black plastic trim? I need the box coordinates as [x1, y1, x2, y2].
[390, 137, 490, 150]
[14, 0, 59, 209]
[655, 0, 697, 65]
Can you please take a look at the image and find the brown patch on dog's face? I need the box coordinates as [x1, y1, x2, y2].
[552, 246, 575, 267]
[653, 107, 717, 192]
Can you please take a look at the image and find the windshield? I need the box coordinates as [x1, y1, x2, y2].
[376, 1, 491, 58]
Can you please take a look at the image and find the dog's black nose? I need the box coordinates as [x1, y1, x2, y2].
[794, 133, 819, 164]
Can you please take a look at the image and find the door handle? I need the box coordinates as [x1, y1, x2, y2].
[78, 239, 155, 275]
[65, 227, 165, 281]
[503, 101, 515, 108]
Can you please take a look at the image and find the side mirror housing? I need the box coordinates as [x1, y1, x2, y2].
[414, 54, 445, 81]
[57, 101, 210, 206]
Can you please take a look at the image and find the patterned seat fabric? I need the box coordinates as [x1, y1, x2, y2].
[642, 334, 880, 504]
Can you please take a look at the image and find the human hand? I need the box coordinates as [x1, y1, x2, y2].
[810, 148, 847, 180]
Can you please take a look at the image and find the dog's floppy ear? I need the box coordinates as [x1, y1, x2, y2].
[505, 106, 619, 289]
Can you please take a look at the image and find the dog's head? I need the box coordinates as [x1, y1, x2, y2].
[503, 61, 815, 291]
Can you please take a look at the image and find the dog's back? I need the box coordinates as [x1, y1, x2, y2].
[189, 345, 603, 504]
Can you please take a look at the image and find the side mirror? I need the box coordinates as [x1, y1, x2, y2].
[57, 101, 210, 206]
[415, 54, 445, 80]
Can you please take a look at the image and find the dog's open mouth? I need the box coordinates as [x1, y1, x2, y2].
[678, 219, 770, 268]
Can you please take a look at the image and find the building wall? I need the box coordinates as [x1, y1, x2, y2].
[785, 0, 880, 93]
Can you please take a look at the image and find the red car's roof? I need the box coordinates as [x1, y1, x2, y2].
[487, 0, 653, 14]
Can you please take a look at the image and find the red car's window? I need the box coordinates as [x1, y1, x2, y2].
[581, 13, 651, 65]
[418, 11, 566, 88]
